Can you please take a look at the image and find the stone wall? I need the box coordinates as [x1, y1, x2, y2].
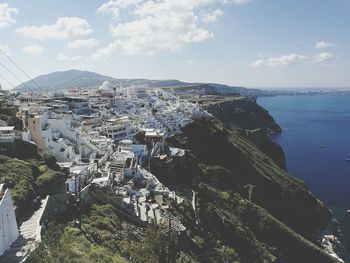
[0, 139, 38, 159]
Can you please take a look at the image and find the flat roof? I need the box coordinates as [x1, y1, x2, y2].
[145, 131, 164, 137]
[92, 177, 109, 183]
[0, 126, 14, 131]
[120, 139, 133, 144]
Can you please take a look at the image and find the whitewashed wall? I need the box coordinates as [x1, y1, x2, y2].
[0, 186, 19, 256]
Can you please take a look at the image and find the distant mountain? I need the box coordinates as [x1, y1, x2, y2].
[14, 70, 193, 92]
[15, 69, 267, 96]
[161, 83, 270, 97]
[15, 70, 115, 91]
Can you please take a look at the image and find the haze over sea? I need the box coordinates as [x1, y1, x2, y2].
[258, 95, 350, 259]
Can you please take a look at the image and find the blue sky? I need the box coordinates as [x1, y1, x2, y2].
[0, 0, 350, 90]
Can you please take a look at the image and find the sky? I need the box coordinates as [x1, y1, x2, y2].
[0, 0, 350, 90]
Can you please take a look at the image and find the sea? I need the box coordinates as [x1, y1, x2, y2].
[257, 95, 350, 261]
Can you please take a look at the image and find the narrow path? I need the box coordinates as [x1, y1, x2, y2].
[0, 200, 45, 263]
[175, 184, 198, 223]
[191, 190, 199, 224]
[247, 184, 255, 201]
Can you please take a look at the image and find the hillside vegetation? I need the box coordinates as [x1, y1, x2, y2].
[0, 155, 66, 216]
[196, 95, 286, 169]
[168, 118, 330, 237]
[27, 198, 176, 263]
[149, 116, 336, 262]
[22, 116, 338, 262]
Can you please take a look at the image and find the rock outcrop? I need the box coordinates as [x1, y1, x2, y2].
[196, 95, 286, 169]
[160, 117, 337, 262]
[167, 117, 331, 237]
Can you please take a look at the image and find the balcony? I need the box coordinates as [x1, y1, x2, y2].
[0, 133, 16, 142]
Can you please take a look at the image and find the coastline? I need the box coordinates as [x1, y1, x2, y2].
[258, 95, 350, 262]
[330, 207, 350, 262]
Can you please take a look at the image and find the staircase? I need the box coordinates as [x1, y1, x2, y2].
[0, 200, 45, 263]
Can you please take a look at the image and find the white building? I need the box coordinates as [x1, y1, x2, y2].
[22, 112, 98, 162]
[0, 184, 19, 256]
[0, 127, 16, 143]
[102, 117, 136, 142]
[65, 163, 98, 192]
[60, 97, 91, 115]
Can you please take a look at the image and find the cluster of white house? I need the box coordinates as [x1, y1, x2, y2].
[0, 83, 209, 255]
[15, 83, 208, 190]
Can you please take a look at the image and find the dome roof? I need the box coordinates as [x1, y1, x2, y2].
[99, 81, 113, 91]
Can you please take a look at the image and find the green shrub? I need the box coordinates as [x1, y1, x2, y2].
[0, 155, 66, 213]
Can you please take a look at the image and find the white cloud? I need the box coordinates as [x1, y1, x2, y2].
[315, 41, 334, 49]
[22, 44, 43, 55]
[16, 17, 92, 40]
[251, 52, 335, 67]
[57, 53, 82, 61]
[266, 54, 308, 66]
[97, 0, 248, 20]
[0, 3, 18, 29]
[251, 53, 308, 67]
[202, 9, 223, 23]
[68, 38, 99, 49]
[0, 44, 10, 55]
[250, 59, 265, 67]
[93, 0, 250, 59]
[314, 52, 334, 63]
[232, 0, 251, 5]
[187, 59, 195, 64]
[97, 0, 143, 20]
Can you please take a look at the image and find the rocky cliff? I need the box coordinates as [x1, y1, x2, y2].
[167, 118, 330, 235]
[17, 93, 338, 262]
[156, 116, 337, 262]
[197, 96, 281, 133]
[195, 95, 286, 169]
[22, 115, 338, 262]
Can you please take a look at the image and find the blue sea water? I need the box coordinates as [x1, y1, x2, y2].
[257, 95, 350, 260]
[258, 95, 350, 209]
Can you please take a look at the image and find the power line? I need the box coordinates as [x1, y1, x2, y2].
[0, 73, 16, 89]
[0, 48, 42, 91]
[0, 60, 32, 91]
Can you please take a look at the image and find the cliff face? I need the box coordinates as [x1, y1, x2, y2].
[150, 151, 201, 187]
[21, 105, 336, 262]
[197, 96, 286, 169]
[156, 117, 336, 262]
[167, 118, 330, 236]
[239, 128, 286, 169]
[198, 96, 281, 133]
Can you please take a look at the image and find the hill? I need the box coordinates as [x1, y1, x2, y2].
[25, 117, 337, 263]
[0, 97, 341, 262]
[14, 69, 267, 96]
[15, 70, 115, 91]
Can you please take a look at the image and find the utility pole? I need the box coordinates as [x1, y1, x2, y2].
[74, 173, 82, 229]
[148, 155, 151, 172]
[78, 178, 82, 229]
[160, 213, 179, 263]
[168, 217, 172, 263]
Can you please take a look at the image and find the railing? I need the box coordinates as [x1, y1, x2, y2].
[0, 133, 15, 137]
[0, 133, 15, 142]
